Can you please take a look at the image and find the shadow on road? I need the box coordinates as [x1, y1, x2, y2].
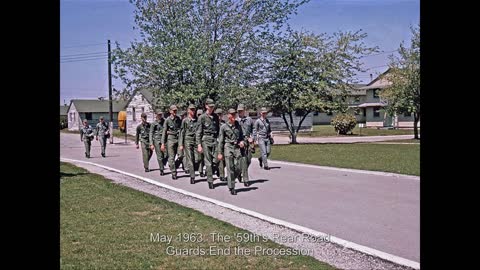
[247, 179, 269, 185]
[236, 187, 258, 193]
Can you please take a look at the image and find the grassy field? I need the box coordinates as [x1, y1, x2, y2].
[61, 162, 335, 270]
[253, 143, 419, 176]
[293, 125, 416, 137]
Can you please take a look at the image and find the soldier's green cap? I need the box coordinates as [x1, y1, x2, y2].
[170, 105, 178, 110]
[205, 98, 215, 106]
[228, 108, 237, 114]
[99, 116, 104, 120]
[83, 119, 88, 123]
[215, 108, 223, 114]
[260, 107, 268, 113]
[197, 109, 203, 115]
[237, 104, 245, 111]
[188, 104, 196, 110]
[141, 112, 147, 118]
[155, 109, 163, 114]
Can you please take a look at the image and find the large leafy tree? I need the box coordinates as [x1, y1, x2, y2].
[381, 25, 420, 139]
[112, 0, 307, 110]
[261, 29, 377, 143]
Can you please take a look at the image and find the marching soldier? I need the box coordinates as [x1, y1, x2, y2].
[253, 107, 273, 170]
[217, 108, 246, 195]
[150, 110, 168, 175]
[136, 112, 153, 172]
[179, 104, 199, 184]
[196, 98, 220, 189]
[161, 105, 182, 180]
[95, 116, 110, 158]
[196, 109, 205, 178]
[215, 108, 226, 182]
[237, 104, 254, 185]
[80, 119, 95, 158]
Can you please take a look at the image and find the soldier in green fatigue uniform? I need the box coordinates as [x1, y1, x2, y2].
[196, 109, 205, 177]
[80, 119, 95, 158]
[95, 116, 110, 158]
[136, 112, 153, 172]
[196, 98, 220, 189]
[161, 105, 182, 180]
[215, 108, 227, 181]
[149, 110, 167, 175]
[237, 104, 254, 186]
[253, 107, 273, 170]
[217, 108, 246, 195]
[179, 104, 200, 184]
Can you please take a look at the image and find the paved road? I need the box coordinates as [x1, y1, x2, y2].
[60, 133, 420, 262]
[273, 134, 417, 144]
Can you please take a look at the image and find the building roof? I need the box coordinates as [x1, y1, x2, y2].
[60, 105, 68, 116]
[359, 68, 392, 90]
[68, 99, 128, 113]
[357, 102, 387, 108]
[127, 88, 157, 105]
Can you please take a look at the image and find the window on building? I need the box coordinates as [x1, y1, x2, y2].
[85, 112, 92, 120]
[142, 107, 145, 113]
[313, 111, 319, 116]
[363, 108, 366, 117]
[404, 111, 412, 117]
[354, 108, 360, 115]
[373, 89, 379, 98]
[132, 107, 136, 121]
[373, 107, 381, 117]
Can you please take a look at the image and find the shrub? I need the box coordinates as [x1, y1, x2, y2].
[331, 113, 357, 135]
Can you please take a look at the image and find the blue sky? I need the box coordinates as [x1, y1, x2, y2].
[60, 0, 419, 105]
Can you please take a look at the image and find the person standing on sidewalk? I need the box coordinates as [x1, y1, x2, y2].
[95, 116, 110, 158]
[149, 110, 167, 176]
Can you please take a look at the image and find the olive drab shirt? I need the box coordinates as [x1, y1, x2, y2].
[179, 117, 198, 146]
[161, 115, 182, 144]
[136, 122, 151, 145]
[253, 117, 272, 140]
[80, 125, 94, 141]
[95, 122, 109, 138]
[237, 116, 254, 138]
[149, 118, 165, 144]
[217, 120, 245, 155]
[196, 112, 220, 143]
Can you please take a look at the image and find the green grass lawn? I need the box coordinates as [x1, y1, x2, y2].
[253, 143, 419, 176]
[295, 125, 415, 137]
[377, 139, 420, 144]
[61, 162, 335, 270]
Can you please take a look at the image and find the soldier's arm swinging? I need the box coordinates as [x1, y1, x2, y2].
[149, 123, 155, 150]
[135, 125, 140, 149]
[161, 119, 168, 152]
[179, 119, 186, 151]
[217, 126, 225, 161]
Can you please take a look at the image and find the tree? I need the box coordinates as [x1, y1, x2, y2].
[112, 0, 307, 109]
[381, 25, 420, 139]
[261, 29, 377, 143]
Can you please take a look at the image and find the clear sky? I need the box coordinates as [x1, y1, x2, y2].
[60, 0, 419, 105]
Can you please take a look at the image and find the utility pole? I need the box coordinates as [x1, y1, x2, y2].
[108, 40, 114, 144]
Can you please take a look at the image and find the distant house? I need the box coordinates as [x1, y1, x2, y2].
[67, 99, 128, 131]
[60, 105, 68, 129]
[312, 84, 367, 125]
[125, 89, 160, 136]
[357, 68, 419, 128]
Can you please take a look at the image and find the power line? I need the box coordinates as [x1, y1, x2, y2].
[61, 54, 108, 61]
[60, 57, 108, 63]
[360, 50, 398, 58]
[61, 42, 105, 49]
[61, 51, 107, 58]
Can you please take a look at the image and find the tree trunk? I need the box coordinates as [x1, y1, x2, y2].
[288, 111, 298, 144]
[413, 113, 419, 139]
[291, 132, 298, 144]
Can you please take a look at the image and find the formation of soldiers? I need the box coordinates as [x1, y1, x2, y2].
[80, 98, 274, 196]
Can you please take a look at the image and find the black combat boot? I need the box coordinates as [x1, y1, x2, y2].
[145, 168, 150, 172]
[190, 177, 195, 184]
[160, 170, 164, 176]
[172, 174, 177, 180]
[208, 182, 214, 189]
[258, 157, 263, 168]
[230, 188, 237, 195]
